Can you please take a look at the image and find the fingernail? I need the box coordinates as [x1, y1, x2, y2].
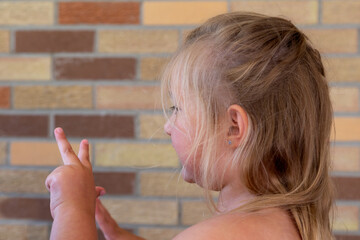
[55, 128, 63, 134]
[83, 139, 89, 145]
[100, 189, 106, 196]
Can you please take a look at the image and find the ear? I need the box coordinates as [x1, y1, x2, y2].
[226, 104, 248, 148]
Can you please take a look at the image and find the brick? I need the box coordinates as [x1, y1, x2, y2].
[0, 224, 49, 240]
[14, 85, 92, 109]
[336, 235, 360, 240]
[0, 142, 6, 165]
[0, 87, 10, 109]
[95, 143, 178, 167]
[0, 58, 51, 81]
[143, 1, 227, 25]
[326, 58, 360, 82]
[59, 2, 139, 24]
[16, 30, 94, 53]
[98, 30, 178, 54]
[323, 1, 360, 24]
[303, 29, 358, 54]
[96, 86, 161, 110]
[141, 58, 169, 81]
[333, 205, 359, 231]
[54, 57, 136, 80]
[182, 201, 212, 225]
[332, 118, 360, 141]
[55, 115, 134, 138]
[140, 172, 204, 197]
[0, 115, 48, 137]
[0, 197, 51, 221]
[231, 1, 318, 25]
[0, 169, 49, 194]
[332, 146, 360, 172]
[0, 2, 53, 25]
[334, 177, 360, 200]
[11, 142, 81, 166]
[94, 172, 135, 195]
[139, 115, 169, 140]
[330, 87, 359, 112]
[0, 30, 10, 52]
[101, 198, 178, 225]
[138, 228, 183, 240]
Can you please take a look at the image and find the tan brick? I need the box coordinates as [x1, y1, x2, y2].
[0, 142, 6, 165]
[143, 1, 227, 25]
[182, 201, 212, 225]
[96, 86, 161, 110]
[231, 1, 318, 25]
[0, 224, 48, 240]
[14, 85, 92, 109]
[323, 1, 360, 24]
[99, 30, 178, 53]
[141, 58, 169, 81]
[333, 205, 359, 231]
[0, 30, 10, 53]
[140, 172, 204, 197]
[326, 58, 360, 82]
[101, 198, 178, 225]
[0, 2, 53, 25]
[0, 58, 51, 81]
[304, 29, 358, 54]
[0, 169, 49, 193]
[139, 114, 169, 140]
[11, 142, 82, 166]
[95, 143, 178, 167]
[331, 147, 360, 172]
[332, 118, 360, 142]
[138, 228, 183, 240]
[330, 87, 359, 112]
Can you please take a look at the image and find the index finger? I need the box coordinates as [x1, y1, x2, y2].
[54, 127, 80, 166]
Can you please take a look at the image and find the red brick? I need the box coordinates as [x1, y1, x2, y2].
[335, 236, 360, 240]
[0, 198, 51, 221]
[0, 87, 10, 109]
[16, 30, 94, 53]
[0, 115, 48, 137]
[333, 177, 360, 200]
[54, 57, 136, 80]
[59, 2, 140, 24]
[94, 172, 135, 195]
[55, 115, 134, 138]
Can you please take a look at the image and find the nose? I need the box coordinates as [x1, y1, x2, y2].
[164, 118, 172, 136]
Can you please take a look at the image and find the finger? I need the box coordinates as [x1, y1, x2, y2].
[96, 198, 120, 238]
[78, 139, 91, 168]
[95, 186, 106, 198]
[54, 127, 79, 166]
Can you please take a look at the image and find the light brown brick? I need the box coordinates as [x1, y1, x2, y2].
[326, 58, 360, 82]
[0, 58, 51, 81]
[138, 228, 183, 240]
[139, 114, 169, 140]
[0, 224, 49, 240]
[95, 143, 178, 167]
[101, 198, 178, 225]
[14, 85, 92, 109]
[143, 1, 227, 25]
[0, 30, 9, 53]
[98, 30, 178, 53]
[231, 1, 318, 25]
[330, 87, 359, 112]
[331, 146, 360, 172]
[333, 205, 359, 231]
[96, 86, 161, 110]
[0, 142, 7, 165]
[182, 201, 212, 225]
[140, 58, 169, 81]
[304, 29, 358, 54]
[332, 118, 360, 141]
[323, 1, 360, 24]
[0, 2, 54, 25]
[11, 142, 81, 166]
[0, 169, 49, 193]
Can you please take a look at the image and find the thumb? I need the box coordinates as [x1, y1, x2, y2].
[96, 198, 121, 239]
[95, 186, 106, 198]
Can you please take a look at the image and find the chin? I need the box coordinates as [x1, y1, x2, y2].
[181, 169, 196, 184]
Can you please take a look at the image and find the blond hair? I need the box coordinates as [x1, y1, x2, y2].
[161, 12, 334, 240]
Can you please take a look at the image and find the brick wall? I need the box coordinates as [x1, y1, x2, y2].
[0, 1, 359, 239]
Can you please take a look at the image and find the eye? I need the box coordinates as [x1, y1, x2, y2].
[169, 105, 179, 114]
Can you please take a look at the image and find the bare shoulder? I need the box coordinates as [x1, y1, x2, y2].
[173, 208, 301, 240]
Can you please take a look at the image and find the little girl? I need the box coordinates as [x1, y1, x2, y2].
[46, 12, 334, 240]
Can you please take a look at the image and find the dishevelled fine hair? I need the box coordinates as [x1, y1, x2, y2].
[160, 12, 334, 240]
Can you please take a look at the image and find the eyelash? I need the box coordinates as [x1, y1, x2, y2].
[169, 105, 180, 113]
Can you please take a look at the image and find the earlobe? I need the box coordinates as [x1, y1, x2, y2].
[226, 104, 248, 147]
